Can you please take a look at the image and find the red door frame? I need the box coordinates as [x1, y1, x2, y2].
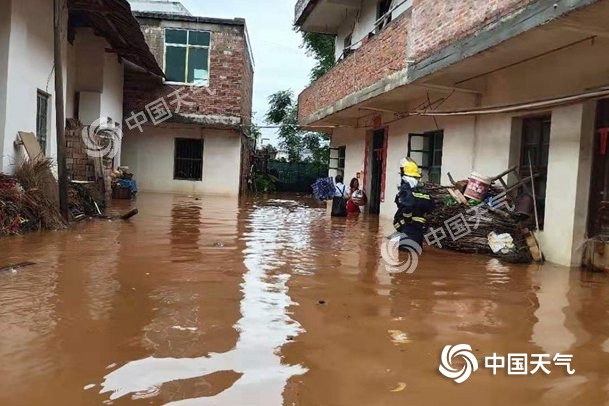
[363, 126, 389, 209]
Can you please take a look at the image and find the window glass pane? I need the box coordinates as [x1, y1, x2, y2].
[422, 136, 432, 152]
[187, 47, 209, 83]
[36, 93, 48, 154]
[430, 167, 441, 184]
[166, 29, 187, 44]
[165, 46, 187, 82]
[189, 31, 211, 46]
[434, 151, 443, 166]
[435, 133, 444, 148]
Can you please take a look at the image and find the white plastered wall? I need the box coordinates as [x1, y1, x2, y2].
[541, 102, 595, 266]
[68, 28, 125, 167]
[330, 127, 366, 184]
[373, 37, 609, 266]
[0, 0, 11, 171]
[0, 3, 124, 175]
[70, 29, 124, 126]
[121, 125, 242, 196]
[378, 92, 479, 218]
[1, 0, 58, 174]
[468, 37, 609, 266]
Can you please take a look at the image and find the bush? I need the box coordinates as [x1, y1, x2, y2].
[255, 174, 277, 193]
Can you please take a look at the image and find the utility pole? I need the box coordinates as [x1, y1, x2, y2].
[53, 0, 68, 220]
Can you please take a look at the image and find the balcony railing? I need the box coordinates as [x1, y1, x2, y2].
[298, 13, 409, 124]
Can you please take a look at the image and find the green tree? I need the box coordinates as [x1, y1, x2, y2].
[265, 90, 329, 164]
[247, 122, 262, 149]
[299, 32, 336, 82]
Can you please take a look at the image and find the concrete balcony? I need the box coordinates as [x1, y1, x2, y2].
[295, 0, 362, 34]
[297, 13, 410, 126]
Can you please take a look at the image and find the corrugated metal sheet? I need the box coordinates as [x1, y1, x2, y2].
[128, 0, 191, 16]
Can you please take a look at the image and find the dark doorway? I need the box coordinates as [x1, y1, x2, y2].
[369, 129, 386, 214]
[519, 116, 551, 230]
[589, 99, 609, 237]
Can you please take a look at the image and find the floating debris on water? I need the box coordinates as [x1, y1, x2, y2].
[390, 382, 407, 392]
[171, 326, 198, 332]
[388, 330, 411, 345]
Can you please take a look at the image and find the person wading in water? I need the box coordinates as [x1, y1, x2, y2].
[331, 175, 348, 217]
[346, 178, 367, 214]
[393, 158, 434, 250]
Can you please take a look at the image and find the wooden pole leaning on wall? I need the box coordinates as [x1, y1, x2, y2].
[54, 0, 69, 220]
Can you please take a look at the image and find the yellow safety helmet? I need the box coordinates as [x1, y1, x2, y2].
[400, 157, 422, 178]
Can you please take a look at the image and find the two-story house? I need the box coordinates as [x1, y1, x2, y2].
[0, 0, 162, 179]
[296, 0, 609, 267]
[121, 1, 254, 196]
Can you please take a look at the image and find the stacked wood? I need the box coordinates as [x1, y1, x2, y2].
[424, 183, 533, 264]
[0, 159, 66, 236]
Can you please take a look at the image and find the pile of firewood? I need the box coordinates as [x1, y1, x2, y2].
[423, 182, 534, 264]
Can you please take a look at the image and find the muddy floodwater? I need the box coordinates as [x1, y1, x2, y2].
[1, 193, 609, 406]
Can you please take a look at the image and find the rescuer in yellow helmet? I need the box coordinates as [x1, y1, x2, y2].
[393, 158, 434, 249]
[401, 158, 422, 178]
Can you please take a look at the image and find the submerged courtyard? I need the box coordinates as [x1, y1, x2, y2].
[1, 193, 608, 405]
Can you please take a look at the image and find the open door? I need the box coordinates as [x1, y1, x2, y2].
[368, 129, 386, 214]
[588, 99, 609, 237]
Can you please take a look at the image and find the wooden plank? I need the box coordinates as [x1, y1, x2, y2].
[17, 131, 59, 206]
[448, 188, 469, 205]
[18, 132, 44, 161]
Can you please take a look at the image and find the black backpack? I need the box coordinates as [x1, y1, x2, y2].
[331, 185, 348, 217]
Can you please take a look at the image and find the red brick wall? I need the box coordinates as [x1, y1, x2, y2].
[65, 122, 95, 181]
[124, 18, 253, 123]
[409, 0, 535, 61]
[298, 13, 409, 121]
[241, 41, 254, 126]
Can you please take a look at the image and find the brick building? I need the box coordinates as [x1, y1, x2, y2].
[296, 0, 609, 266]
[121, 2, 254, 196]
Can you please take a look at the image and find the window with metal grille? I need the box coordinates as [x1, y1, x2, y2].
[408, 130, 443, 183]
[174, 138, 203, 181]
[329, 146, 346, 177]
[164, 28, 211, 85]
[520, 116, 551, 230]
[36, 91, 50, 154]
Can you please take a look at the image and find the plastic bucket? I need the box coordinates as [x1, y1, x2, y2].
[463, 172, 491, 201]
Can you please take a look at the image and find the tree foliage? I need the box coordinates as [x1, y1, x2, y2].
[300, 32, 336, 82]
[266, 90, 329, 165]
[246, 122, 262, 148]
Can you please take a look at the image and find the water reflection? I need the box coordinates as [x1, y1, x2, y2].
[2, 194, 609, 405]
[100, 199, 308, 404]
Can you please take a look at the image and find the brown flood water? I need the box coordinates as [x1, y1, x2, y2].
[1, 193, 609, 406]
